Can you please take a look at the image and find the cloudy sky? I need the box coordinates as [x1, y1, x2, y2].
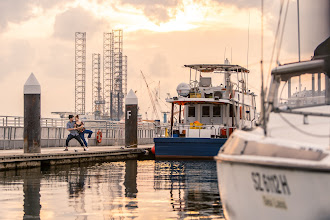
[0, 0, 329, 118]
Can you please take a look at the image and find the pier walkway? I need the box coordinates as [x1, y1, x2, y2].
[0, 116, 156, 150]
[0, 144, 154, 171]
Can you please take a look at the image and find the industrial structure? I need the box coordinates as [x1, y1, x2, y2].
[74, 32, 86, 115]
[92, 53, 104, 119]
[102, 32, 112, 118]
[74, 30, 127, 120]
[103, 30, 127, 120]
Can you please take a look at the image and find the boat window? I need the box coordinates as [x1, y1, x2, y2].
[188, 106, 195, 117]
[202, 106, 210, 117]
[213, 106, 221, 117]
[246, 106, 251, 120]
[275, 72, 329, 109]
[229, 105, 234, 117]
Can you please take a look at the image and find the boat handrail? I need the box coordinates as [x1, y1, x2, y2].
[170, 124, 236, 138]
[273, 108, 330, 117]
[271, 60, 325, 80]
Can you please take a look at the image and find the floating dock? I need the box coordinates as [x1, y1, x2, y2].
[0, 145, 154, 171]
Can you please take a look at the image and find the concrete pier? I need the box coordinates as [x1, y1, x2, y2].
[0, 145, 154, 171]
[24, 73, 41, 153]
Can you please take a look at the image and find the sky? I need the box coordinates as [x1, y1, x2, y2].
[0, 0, 329, 119]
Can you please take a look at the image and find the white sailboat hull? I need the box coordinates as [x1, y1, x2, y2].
[217, 160, 330, 220]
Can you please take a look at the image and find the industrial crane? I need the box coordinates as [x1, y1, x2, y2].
[140, 70, 160, 120]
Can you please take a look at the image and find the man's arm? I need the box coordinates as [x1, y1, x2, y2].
[67, 123, 77, 131]
[77, 122, 85, 131]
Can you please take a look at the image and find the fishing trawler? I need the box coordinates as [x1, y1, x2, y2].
[215, 37, 330, 220]
[153, 60, 257, 159]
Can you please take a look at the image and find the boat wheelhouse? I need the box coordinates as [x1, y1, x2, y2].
[153, 62, 257, 159]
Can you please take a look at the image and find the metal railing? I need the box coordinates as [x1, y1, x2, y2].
[0, 116, 156, 149]
[0, 116, 67, 128]
[155, 123, 236, 139]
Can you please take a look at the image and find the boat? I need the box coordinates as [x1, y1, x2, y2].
[153, 60, 258, 159]
[215, 37, 330, 220]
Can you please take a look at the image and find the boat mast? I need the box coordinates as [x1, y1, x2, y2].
[297, 0, 302, 93]
[261, 0, 267, 136]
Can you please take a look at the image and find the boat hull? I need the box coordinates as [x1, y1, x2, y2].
[154, 138, 227, 159]
[216, 160, 330, 220]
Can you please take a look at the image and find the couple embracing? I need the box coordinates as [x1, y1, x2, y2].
[64, 114, 93, 151]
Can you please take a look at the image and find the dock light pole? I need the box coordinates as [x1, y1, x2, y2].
[125, 89, 138, 148]
[24, 73, 41, 153]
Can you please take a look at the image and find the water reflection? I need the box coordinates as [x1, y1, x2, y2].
[154, 161, 223, 219]
[124, 160, 138, 198]
[0, 160, 223, 219]
[124, 160, 138, 212]
[23, 168, 41, 220]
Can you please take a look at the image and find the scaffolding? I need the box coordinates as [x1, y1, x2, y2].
[92, 53, 104, 119]
[102, 29, 127, 120]
[103, 32, 112, 118]
[75, 32, 86, 115]
[123, 55, 128, 98]
[112, 29, 124, 120]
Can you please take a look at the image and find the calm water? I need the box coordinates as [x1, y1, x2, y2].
[0, 160, 224, 219]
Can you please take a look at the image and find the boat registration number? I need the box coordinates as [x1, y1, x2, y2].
[251, 172, 290, 195]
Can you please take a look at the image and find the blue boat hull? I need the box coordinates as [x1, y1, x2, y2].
[153, 138, 227, 159]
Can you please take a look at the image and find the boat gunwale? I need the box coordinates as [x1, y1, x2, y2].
[215, 154, 330, 173]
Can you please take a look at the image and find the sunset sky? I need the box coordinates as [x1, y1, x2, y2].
[0, 0, 329, 118]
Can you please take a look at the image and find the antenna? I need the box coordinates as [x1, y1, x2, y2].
[231, 47, 232, 64]
[297, 0, 302, 93]
[260, 0, 266, 136]
[247, 12, 250, 69]
[224, 47, 226, 63]
[297, 0, 301, 62]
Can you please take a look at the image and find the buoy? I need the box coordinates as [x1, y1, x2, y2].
[151, 145, 155, 154]
[96, 130, 102, 143]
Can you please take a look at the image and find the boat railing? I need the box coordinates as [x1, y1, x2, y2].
[164, 124, 236, 138]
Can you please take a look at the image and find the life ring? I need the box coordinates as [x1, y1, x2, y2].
[96, 130, 102, 143]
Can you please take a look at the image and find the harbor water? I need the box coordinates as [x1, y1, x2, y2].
[0, 160, 224, 219]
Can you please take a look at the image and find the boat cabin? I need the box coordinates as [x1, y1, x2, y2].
[166, 63, 257, 138]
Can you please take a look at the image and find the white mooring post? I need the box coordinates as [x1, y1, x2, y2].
[23, 73, 41, 153]
[125, 89, 138, 148]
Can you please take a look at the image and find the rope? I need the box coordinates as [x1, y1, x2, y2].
[266, 0, 285, 86]
[278, 113, 330, 138]
[276, 0, 290, 64]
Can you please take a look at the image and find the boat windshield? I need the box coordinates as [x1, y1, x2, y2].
[275, 72, 329, 109]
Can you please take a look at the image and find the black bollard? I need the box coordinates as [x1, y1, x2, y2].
[125, 89, 138, 148]
[24, 73, 41, 153]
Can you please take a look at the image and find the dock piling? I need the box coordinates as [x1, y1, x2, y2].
[125, 89, 138, 148]
[23, 73, 41, 153]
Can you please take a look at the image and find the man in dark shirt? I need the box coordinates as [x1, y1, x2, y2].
[64, 115, 86, 151]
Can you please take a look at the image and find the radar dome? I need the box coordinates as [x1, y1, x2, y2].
[176, 83, 190, 97]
